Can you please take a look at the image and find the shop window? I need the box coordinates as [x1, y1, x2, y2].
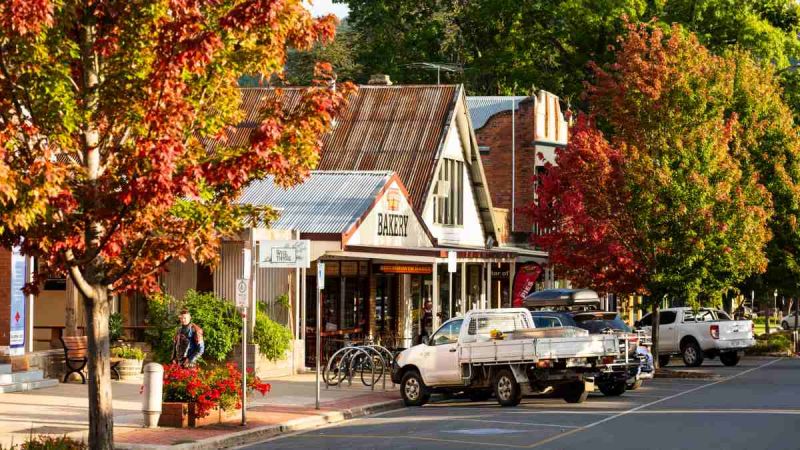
[433, 158, 464, 226]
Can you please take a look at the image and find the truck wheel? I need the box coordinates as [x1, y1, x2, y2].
[681, 341, 704, 367]
[401, 371, 430, 407]
[626, 379, 643, 391]
[598, 381, 626, 397]
[720, 351, 741, 367]
[493, 369, 522, 407]
[658, 355, 671, 367]
[563, 382, 589, 404]
[468, 389, 492, 402]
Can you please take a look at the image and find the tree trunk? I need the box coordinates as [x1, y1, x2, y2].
[84, 285, 114, 450]
[65, 278, 79, 337]
[651, 302, 661, 369]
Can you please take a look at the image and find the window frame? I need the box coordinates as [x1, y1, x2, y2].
[429, 319, 463, 346]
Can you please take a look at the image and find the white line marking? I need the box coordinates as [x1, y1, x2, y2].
[456, 418, 579, 429]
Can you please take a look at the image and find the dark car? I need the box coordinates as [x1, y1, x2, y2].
[526, 295, 654, 395]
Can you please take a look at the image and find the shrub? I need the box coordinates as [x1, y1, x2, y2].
[109, 313, 123, 342]
[145, 290, 243, 363]
[253, 303, 293, 361]
[111, 344, 145, 360]
[748, 333, 793, 355]
[0, 435, 87, 449]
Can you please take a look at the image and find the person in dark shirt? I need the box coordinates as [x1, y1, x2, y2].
[171, 309, 205, 367]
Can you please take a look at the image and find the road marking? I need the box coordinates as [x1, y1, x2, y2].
[624, 409, 800, 415]
[525, 358, 785, 449]
[456, 418, 579, 428]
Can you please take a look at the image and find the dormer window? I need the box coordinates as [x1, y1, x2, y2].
[433, 158, 464, 226]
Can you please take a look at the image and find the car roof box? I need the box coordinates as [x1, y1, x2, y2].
[523, 289, 601, 309]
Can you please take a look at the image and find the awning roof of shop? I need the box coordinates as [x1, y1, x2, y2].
[238, 171, 394, 234]
[336, 245, 546, 262]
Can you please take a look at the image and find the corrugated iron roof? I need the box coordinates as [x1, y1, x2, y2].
[232, 85, 459, 212]
[238, 171, 393, 234]
[466, 96, 528, 130]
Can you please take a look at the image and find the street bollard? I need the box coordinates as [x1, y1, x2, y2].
[142, 363, 164, 428]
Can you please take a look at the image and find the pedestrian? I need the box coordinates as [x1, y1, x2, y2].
[172, 309, 205, 367]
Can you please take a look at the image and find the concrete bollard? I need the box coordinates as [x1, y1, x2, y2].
[142, 363, 164, 428]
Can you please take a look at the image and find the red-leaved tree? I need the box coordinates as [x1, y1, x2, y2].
[0, 1, 352, 448]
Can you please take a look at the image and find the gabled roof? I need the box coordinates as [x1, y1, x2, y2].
[238, 171, 393, 234]
[234, 85, 458, 212]
[466, 96, 528, 130]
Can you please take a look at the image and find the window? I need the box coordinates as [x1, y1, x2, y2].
[660, 311, 677, 325]
[430, 319, 463, 346]
[639, 314, 652, 327]
[433, 159, 464, 226]
[533, 316, 563, 328]
[468, 314, 529, 335]
[716, 310, 732, 321]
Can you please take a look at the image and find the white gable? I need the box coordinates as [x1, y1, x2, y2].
[421, 118, 487, 247]
[345, 179, 434, 248]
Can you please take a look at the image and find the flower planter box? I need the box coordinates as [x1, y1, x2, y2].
[116, 358, 143, 380]
[158, 402, 238, 428]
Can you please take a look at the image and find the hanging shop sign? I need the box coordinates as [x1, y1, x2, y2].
[512, 263, 543, 307]
[377, 264, 433, 275]
[257, 240, 311, 268]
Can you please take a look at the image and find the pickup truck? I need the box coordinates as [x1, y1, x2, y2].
[635, 307, 755, 367]
[392, 308, 621, 407]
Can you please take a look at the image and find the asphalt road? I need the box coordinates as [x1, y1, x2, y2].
[244, 356, 799, 450]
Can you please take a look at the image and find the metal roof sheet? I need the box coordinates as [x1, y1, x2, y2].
[238, 170, 393, 234]
[231, 85, 459, 212]
[466, 96, 528, 130]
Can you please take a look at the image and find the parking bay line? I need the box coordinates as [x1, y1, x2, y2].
[524, 358, 785, 449]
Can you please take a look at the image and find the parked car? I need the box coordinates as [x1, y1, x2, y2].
[527, 308, 653, 394]
[635, 307, 755, 367]
[392, 308, 622, 407]
[781, 313, 799, 330]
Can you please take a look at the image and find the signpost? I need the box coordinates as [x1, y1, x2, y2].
[236, 276, 248, 426]
[447, 251, 457, 318]
[316, 262, 325, 410]
[9, 247, 26, 356]
[258, 240, 311, 269]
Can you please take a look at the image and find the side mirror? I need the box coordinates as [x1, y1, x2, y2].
[422, 336, 430, 346]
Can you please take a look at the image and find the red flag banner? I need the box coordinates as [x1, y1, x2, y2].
[512, 264, 543, 307]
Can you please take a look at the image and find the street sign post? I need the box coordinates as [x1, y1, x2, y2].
[447, 251, 456, 318]
[235, 279, 248, 309]
[316, 262, 325, 410]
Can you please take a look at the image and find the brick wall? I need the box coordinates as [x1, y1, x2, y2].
[0, 248, 10, 346]
[476, 99, 538, 233]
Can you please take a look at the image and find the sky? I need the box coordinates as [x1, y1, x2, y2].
[305, 0, 349, 18]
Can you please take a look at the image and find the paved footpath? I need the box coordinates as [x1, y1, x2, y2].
[245, 357, 799, 450]
[0, 372, 400, 449]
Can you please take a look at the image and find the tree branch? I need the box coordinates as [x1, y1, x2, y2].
[65, 250, 96, 301]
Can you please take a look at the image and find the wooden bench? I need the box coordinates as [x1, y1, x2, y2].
[61, 336, 88, 384]
[59, 337, 122, 383]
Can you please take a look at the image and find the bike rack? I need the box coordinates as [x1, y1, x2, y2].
[322, 343, 397, 390]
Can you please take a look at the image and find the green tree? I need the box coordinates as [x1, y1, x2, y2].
[531, 22, 774, 362]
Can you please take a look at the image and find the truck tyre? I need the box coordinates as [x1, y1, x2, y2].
[493, 369, 522, 407]
[658, 355, 671, 367]
[468, 389, 493, 402]
[563, 382, 589, 404]
[720, 351, 741, 367]
[598, 381, 626, 397]
[681, 340, 704, 367]
[401, 371, 430, 407]
[626, 379, 643, 391]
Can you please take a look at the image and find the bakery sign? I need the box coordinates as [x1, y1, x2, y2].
[377, 189, 409, 237]
[345, 180, 434, 249]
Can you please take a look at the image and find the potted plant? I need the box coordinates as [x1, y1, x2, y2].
[111, 344, 145, 380]
[159, 363, 270, 428]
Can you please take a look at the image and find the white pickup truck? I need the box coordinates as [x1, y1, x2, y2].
[392, 308, 622, 407]
[635, 307, 755, 367]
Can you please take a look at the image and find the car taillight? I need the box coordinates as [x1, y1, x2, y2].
[710, 324, 720, 339]
[601, 356, 616, 365]
[536, 359, 553, 369]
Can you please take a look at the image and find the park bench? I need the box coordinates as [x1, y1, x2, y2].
[60, 336, 120, 383]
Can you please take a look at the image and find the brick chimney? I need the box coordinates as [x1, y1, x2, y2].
[367, 74, 392, 86]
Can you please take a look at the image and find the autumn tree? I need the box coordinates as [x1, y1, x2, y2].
[530, 22, 773, 362]
[0, 1, 352, 448]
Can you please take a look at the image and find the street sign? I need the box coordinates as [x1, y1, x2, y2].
[447, 251, 457, 273]
[242, 248, 252, 280]
[258, 240, 311, 268]
[235, 278, 248, 308]
[9, 247, 25, 356]
[317, 263, 325, 290]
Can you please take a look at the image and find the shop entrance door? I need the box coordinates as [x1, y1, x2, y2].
[410, 274, 433, 345]
[375, 274, 398, 348]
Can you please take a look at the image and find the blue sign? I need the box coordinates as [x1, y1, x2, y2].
[9, 247, 26, 355]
